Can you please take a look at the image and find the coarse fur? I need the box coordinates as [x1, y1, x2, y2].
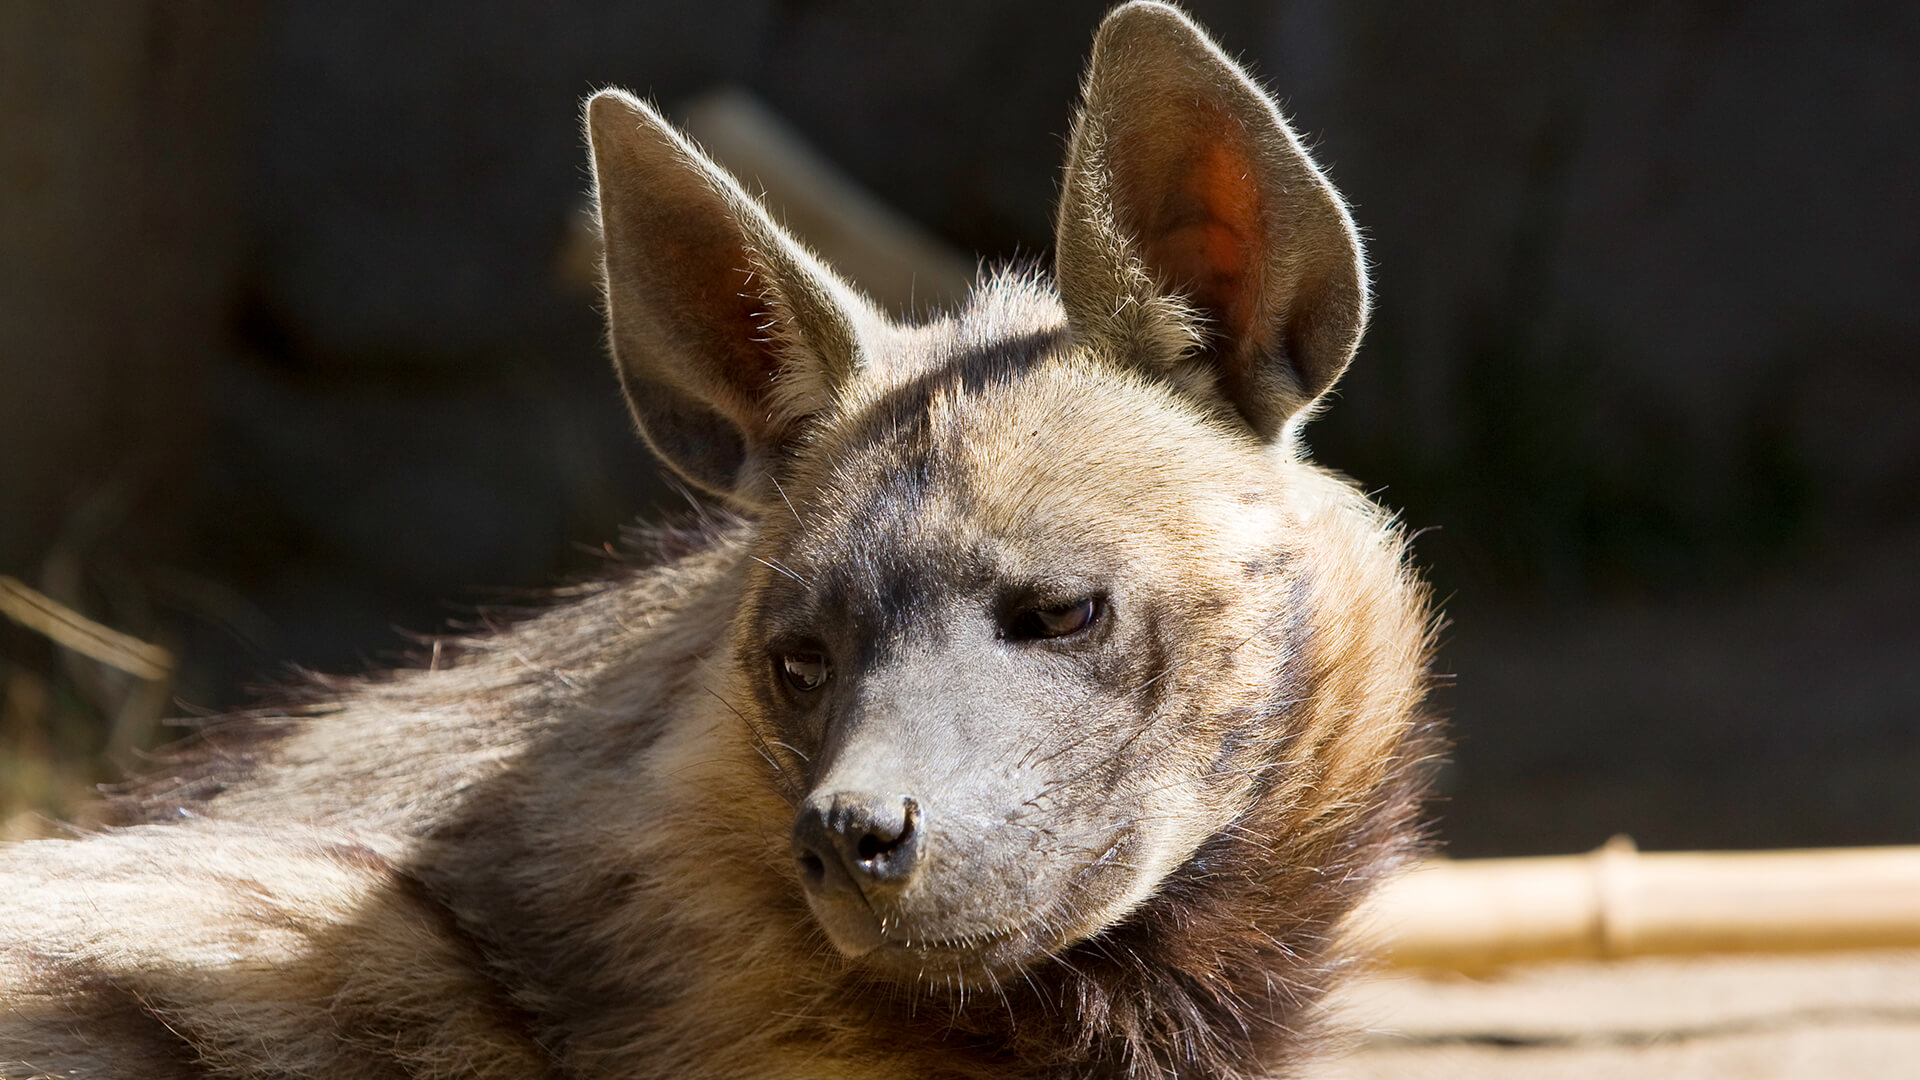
[0, 5, 1440, 1079]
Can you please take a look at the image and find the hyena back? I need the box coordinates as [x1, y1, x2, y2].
[0, 5, 1437, 1078]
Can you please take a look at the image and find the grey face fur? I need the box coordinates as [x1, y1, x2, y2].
[741, 350, 1305, 975]
[591, 0, 1370, 982]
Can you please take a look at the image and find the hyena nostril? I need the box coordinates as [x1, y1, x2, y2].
[794, 792, 922, 894]
[798, 852, 826, 886]
[856, 802, 915, 865]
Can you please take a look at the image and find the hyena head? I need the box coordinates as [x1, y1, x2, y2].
[589, 0, 1429, 1005]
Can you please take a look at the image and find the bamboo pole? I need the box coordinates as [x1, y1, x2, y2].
[1349, 837, 1920, 972]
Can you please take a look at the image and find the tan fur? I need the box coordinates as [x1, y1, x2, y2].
[0, 5, 1438, 1078]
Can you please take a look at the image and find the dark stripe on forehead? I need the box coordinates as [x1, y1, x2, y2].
[840, 326, 1067, 457]
[807, 328, 1068, 650]
[770, 311, 1094, 680]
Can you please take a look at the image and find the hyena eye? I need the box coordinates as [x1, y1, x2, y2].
[1006, 597, 1103, 641]
[778, 651, 831, 693]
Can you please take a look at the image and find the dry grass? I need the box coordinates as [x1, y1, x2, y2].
[1, 575, 176, 839]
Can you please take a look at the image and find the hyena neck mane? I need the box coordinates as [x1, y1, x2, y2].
[50, 5, 1439, 1080]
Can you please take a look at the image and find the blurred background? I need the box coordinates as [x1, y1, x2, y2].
[2, 0, 1914, 855]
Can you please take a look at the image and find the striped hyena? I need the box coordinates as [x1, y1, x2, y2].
[0, 4, 1438, 1078]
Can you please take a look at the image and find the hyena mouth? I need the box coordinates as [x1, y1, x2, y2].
[810, 894, 1041, 970]
[862, 866, 1144, 978]
[795, 797, 1147, 973]
[879, 923, 1024, 955]
[858, 920, 1054, 986]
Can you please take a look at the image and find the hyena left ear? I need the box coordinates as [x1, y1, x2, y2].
[587, 89, 880, 504]
[1056, 1, 1369, 439]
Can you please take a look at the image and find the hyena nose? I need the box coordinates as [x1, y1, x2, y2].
[792, 792, 921, 896]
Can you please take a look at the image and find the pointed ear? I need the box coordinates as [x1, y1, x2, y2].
[586, 89, 879, 501]
[1056, 1, 1369, 439]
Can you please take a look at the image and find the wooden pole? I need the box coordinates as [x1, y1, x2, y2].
[1349, 837, 1920, 972]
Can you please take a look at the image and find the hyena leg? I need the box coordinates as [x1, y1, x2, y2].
[0, 823, 544, 1079]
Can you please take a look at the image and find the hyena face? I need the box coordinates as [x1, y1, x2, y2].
[591, 0, 1386, 988]
[743, 353, 1301, 975]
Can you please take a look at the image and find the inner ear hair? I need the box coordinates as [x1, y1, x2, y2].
[587, 89, 874, 502]
[1056, 1, 1369, 440]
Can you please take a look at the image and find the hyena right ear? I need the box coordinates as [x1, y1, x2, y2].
[1056, 1, 1369, 440]
[587, 90, 880, 502]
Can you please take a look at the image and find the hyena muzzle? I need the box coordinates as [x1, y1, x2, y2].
[0, 4, 1437, 1078]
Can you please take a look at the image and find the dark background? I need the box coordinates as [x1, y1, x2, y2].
[3, 1, 1915, 855]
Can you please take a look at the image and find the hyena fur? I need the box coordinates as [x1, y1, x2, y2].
[0, 4, 1439, 1078]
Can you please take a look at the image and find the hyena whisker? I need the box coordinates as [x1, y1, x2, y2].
[1115, 759, 1300, 804]
[1018, 964, 1051, 1013]
[1027, 706, 1193, 804]
[750, 555, 812, 588]
[1013, 709, 1102, 772]
[767, 739, 810, 763]
[1049, 677, 1322, 801]
[769, 475, 804, 526]
[703, 685, 802, 798]
[1010, 583, 1300, 777]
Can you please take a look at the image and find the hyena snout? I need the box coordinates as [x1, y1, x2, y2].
[792, 791, 923, 900]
